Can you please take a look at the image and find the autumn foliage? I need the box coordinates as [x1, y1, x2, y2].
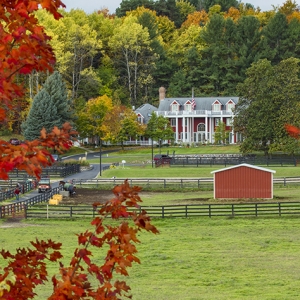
[285, 124, 300, 139]
[0, 2, 158, 299]
[0, 180, 159, 299]
[0, 0, 75, 180]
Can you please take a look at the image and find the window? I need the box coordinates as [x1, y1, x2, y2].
[137, 115, 143, 123]
[212, 102, 221, 111]
[215, 118, 220, 126]
[227, 102, 235, 112]
[185, 103, 192, 112]
[226, 118, 233, 126]
[171, 118, 176, 127]
[171, 103, 179, 112]
[197, 123, 205, 131]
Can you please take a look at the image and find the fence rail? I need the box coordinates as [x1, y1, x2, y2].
[0, 186, 61, 218]
[71, 177, 300, 189]
[0, 181, 39, 203]
[0, 165, 80, 183]
[170, 156, 297, 167]
[25, 201, 300, 219]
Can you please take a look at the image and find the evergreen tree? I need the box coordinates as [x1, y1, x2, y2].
[22, 90, 60, 140]
[22, 72, 73, 141]
[235, 15, 261, 83]
[259, 12, 290, 64]
[183, 46, 203, 95]
[199, 14, 238, 95]
[42, 71, 73, 123]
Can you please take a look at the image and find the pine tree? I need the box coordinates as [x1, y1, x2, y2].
[22, 90, 60, 140]
[42, 71, 73, 123]
[22, 71, 73, 141]
[199, 14, 238, 95]
[235, 15, 261, 82]
[259, 12, 290, 64]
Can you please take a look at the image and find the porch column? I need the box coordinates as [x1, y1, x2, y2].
[176, 117, 179, 142]
[182, 117, 185, 142]
[187, 117, 190, 143]
[205, 116, 208, 141]
[209, 117, 213, 143]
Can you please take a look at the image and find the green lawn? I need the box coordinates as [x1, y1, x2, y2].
[1, 217, 300, 299]
[100, 165, 300, 178]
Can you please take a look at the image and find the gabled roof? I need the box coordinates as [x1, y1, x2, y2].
[135, 103, 157, 124]
[158, 97, 239, 111]
[211, 163, 276, 174]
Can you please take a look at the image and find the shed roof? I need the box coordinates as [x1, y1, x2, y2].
[211, 163, 276, 174]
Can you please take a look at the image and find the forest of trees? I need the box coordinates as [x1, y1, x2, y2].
[3, 0, 300, 153]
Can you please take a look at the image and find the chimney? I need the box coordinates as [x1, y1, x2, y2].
[159, 86, 166, 101]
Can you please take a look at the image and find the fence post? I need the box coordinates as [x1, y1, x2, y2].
[162, 206, 164, 218]
[278, 203, 281, 217]
[198, 179, 200, 189]
[0, 206, 2, 219]
[284, 177, 286, 186]
[255, 203, 258, 217]
[185, 205, 188, 218]
[24, 204, 27, 219]
[181, 179, 183, 189]
[208, 204, 211, 218]
[231, 204, 234, 217]
[70, 206, 73, 218]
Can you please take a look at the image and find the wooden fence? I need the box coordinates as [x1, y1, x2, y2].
[0, 165, 80, 187]
[170, 155, 297, 167]
[0, 181, 39, 203]
[0, 186, 61, 218]
[25, 201, 300, 219]
[71, 177, 300, 190]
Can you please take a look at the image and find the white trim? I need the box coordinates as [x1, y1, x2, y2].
[211, 163, 276, 174]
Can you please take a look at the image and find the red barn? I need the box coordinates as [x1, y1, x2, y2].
[211, 163, 276, 199]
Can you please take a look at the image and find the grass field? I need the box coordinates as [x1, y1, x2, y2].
[2, 145, 300, 299]
[100, 165, 300, 179]
[1, 217, 300, 299]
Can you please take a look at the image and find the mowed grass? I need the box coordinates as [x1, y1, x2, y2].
[1, 217, 300, 299]
[101, 165, 300, 178]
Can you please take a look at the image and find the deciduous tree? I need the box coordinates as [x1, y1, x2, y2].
[103, 105, 146, 149]
[214, 121, 230, 144]
[76, 95, 113, 143]
[145, 112, 174, 152]
[234, 58, 300, 155]
[0, 0, 76, 180]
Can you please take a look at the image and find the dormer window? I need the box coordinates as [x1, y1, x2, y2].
[137, 114, 144, 124]
[171, 102, 179, 112]
[212, 101, 221, 111]
[227, 101, 235, 112]
[184, 103, 192, 112]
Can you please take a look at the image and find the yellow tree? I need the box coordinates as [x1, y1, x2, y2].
[76, 95, 113, 143]
[181, 10, 209, 28]
[103, 105, 146, 149]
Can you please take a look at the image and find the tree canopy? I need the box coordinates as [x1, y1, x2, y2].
[234, 58, 300, 155]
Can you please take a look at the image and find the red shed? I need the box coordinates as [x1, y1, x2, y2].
[211, 163, 276, 199]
